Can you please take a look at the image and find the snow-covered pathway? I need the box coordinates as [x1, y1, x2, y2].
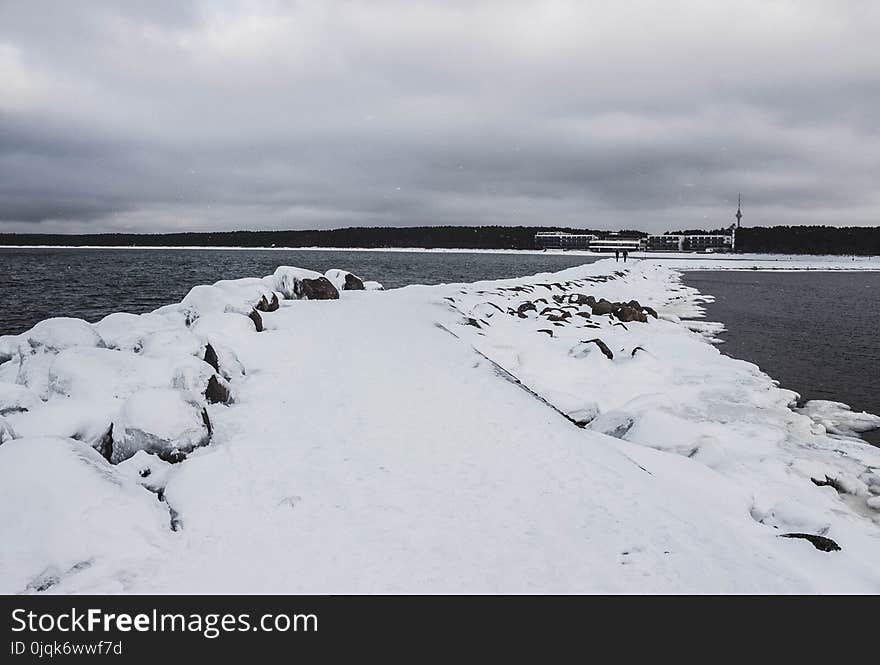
[2, 260, 879, 593]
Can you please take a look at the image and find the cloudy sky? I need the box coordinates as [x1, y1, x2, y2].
[1, 1, 878, 234]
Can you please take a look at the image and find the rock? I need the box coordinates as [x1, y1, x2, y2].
[255, 295, 272, 312]
[203, 343, 220, 373]
[93, 423, 113, 461]
[567, 294, 593, 306]
[363, 281, 384, 291]
[254, 292, 280, 312]
[537, 329, 554, 337]
[582, 338, 614, 360]
[778, 533, 841, 552]
[205, 374, 232, 405]
[516, 301, 537, 317]
[0, 416, 17, 445]
[111, 388, 212, 464]
[643, 306, 658, 318]
[299, 277, 340, 300]
[590, 299, 616, 316]
[343, 273, 365, 290]
[248, 309, 263, 332]
[540, 307, 571, 322]
[614, 305, 648, 323]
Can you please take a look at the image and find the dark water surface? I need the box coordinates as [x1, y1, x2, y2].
[683, 271, 880, 428]
[0, 248, 601, 336]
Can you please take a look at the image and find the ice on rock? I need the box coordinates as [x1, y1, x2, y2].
[0, 416, 16, 444]
[363, 281, 384, 291]
[795, 400, 880, 437]
[0, 382, 41, 415]
[0, 436, 170, 594]
[111, 388, 211, 463]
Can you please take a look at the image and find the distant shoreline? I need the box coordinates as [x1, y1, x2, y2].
[2, 244, 878, 270]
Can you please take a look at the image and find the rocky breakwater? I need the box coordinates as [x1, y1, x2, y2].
[441, 263, 880, 552]
[0, 266, 380, 540]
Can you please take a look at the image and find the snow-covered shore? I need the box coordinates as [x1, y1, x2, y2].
[1, 259, 879, 593]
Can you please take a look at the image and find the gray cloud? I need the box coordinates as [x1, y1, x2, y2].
[1, 0, 878, 233]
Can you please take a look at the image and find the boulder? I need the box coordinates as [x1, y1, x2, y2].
[111, 388, 212, 464]
[778, 533, 841, 552]
[325, 269, 366, 291]
[578, 338, 614, 360]
[613, 305, 648, 323]
[203, 343, 220, 373]
[205, 375, 232, 405]
[254, 293, 280, 312]
[516, 302, 537, 318]
[567, 294, 593, 306]
[248, 309, 264, 332]
[363, 281, 384, 291]
[298, 277, 340, 300]
[590, 299, 616, 316]
[255, 295, 272, 312]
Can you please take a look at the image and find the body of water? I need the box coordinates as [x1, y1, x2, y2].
[683, 271, 880, 435]
[0, 248, 602, 336]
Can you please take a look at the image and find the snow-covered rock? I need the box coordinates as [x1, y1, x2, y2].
[15, 317, 105, 353]
[6, 398, 117, 447]
[111, 388, 212, 464]
[0, 436, 170, 594]
[0, 382, 41, 415]
[325, 269, 365, 291]
[47, 347, 214, 402]
[363, 281, 384, 291]
[272, 266, 339, 300]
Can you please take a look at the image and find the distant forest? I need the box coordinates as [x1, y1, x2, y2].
[736, 226, 880, 255]
[0, 226, 643, 251]
[0, 224, 877, 255]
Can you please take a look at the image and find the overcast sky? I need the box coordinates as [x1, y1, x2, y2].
[1, 1, 878, 234]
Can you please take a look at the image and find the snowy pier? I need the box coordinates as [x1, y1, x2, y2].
[1, 260, 879, 593]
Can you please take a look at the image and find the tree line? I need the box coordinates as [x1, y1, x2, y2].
[0, 224, 877, 254]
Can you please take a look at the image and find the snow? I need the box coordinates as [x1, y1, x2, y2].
[0, 437, 170, 594]
[1, 258, 880, 593]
